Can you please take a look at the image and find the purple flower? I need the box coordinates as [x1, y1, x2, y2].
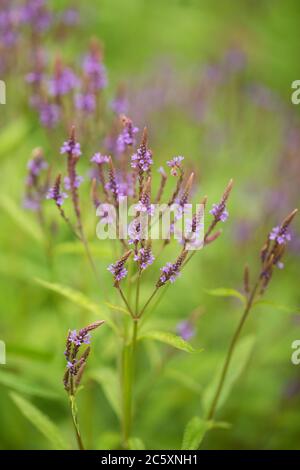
[60, 140, 82, 157]
[110, 96, 129, 115]
[48, 67, 78, 97]
[82, 51, 107, 91]
[27, 156, 48, 176]
[75, 93, 96, 113]
[64, 175, 83, 191]
[167, 156, 184, 176]
[156, 251, 188, 287]
[46, 183, 68, 206]
[108, 263, 128, 282]
[209, 203, 229, 222]
[107, 250, 132, 285]
[69, 329, 91, 346]
[135, 200, 154, 215]
[39, 103, 60, 128]
[117, 117, 139, 154]
[269, 226, 291, 245]
[176, 321, 195, 341]
[134, 246, 155, 271]
[25, 71, 44, 84]
[90, 153, 109, 164]
[131, 147, 153, 172]
[20, 0, 52, 33]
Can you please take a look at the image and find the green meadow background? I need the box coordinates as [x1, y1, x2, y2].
[0, 0, 299, 449]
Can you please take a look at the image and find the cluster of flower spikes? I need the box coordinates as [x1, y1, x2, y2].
[63, 321, 104, 395]
[91, 116, 234, 291]
[0, 0, 79, 75]
[26, 37, 107, 130]
[259, 209, 297, 294]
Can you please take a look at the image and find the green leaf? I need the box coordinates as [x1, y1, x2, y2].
[139, 330, 200, 353]
[128, 437, 146, 450]
[90, 368, 121, 419]
[182, 416, 208, 449]
[0, 370, 59, 400]
[182, 417, 231, 449]
[0, 119, 30, 157]
[253, 298, 299, 314]
[34, 278, 117, 332]
[10, 392, 70, 450]
[202, 335, 255, 414]
[205, 288, 246, 304]
[0, 195, 43, 243]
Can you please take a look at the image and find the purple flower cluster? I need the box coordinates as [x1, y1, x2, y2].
[46, 186, 68, 206]
[23, 148, 49, 212]
[21, 0, 52, 33]
[75, 93, 96, 113]
[157, 250, 188, 287]
[64, 175, 84, 191]
[209, 203, 229, 222]
[90, 153, 109, 164]
[117, 116, 139, 155]
[107, 250, 132, 285]
[69, 329, 91, 347]
[60, 139, 82, 157]
[46, 175, 68, 207]
[269, 225, 291, 245]
[167, 156, 184, 176]
[82, 49, 107, 92]
[134, 246, 155, 271]
[48, 65, 78, 97]
[64, 321, 104, 393]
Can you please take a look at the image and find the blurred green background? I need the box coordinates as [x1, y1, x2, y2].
[0, 0, 299, 450]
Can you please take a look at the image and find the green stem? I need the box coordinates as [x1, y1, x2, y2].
[121, 318, 139, 448]
[118, 286, 135, 318]
[70, 395, 85, 450]
[135, 272, 141, 316]
[138, 287, 159, 318]
[205, 281, 260, 424]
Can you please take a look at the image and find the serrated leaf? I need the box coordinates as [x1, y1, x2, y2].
[0, 370, 59, 400]
[90, 368, 121, 419]
[139, 330, 200, 353]
[205, 288, 246, 304]
[10, 392, 70, 450]
[128, 437, 145, 450]
[253, 298, 299, 314]
[202, 335, 255, 413]
[34, 278, 117, 332]
[0, 195, 43, 243]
